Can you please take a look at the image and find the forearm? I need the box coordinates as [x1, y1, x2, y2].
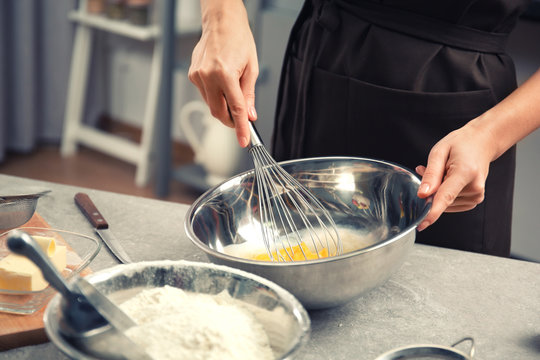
[200, 0, 249, 31]
[469, 68, 540, 161]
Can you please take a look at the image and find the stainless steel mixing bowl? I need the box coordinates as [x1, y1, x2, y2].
[185, 157, 431, 309]
[44, 260, 310, 360]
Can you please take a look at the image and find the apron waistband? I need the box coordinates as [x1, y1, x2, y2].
[332, 0, 509, 54]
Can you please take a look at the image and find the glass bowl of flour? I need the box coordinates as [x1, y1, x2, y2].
[43, 260, 310, 360]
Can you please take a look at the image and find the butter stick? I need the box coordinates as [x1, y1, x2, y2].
[0, 236, 67, 291]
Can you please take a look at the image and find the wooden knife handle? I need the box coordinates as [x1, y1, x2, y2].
[74, 192, 109, 229]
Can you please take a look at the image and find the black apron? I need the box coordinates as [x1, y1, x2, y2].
[271, 0, 532, 257]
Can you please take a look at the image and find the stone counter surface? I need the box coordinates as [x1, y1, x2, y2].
[1, 174, 539, 359]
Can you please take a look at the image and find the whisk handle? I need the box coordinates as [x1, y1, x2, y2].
[248, 122, 263, 148]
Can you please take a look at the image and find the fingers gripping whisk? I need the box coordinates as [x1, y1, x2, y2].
[247, 123, 342, 262]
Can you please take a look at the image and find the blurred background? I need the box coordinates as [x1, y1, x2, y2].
[0, 0, 538, 262]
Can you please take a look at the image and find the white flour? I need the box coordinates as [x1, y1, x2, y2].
[120, 286, 274, 360]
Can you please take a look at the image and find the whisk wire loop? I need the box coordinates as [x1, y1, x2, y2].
[247, 124, 342, 262]
[252, 147, 300, 261]
[253, 153, 289, 261]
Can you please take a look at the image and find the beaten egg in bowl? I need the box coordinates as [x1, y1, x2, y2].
[223, 226, 388, 262]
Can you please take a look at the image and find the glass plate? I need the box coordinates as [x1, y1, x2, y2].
[0, 227, 101, 314]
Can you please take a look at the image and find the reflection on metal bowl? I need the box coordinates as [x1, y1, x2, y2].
[185, 157, 431, 309]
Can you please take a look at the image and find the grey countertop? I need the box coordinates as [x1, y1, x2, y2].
[1, 174, 539, 359]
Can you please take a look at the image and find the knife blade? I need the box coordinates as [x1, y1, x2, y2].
[74, 192, 133, 264]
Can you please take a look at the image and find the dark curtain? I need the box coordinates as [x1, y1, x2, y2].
[0, 0, 76, 162]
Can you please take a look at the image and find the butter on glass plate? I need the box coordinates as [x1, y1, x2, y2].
[0, 227, 101, 315]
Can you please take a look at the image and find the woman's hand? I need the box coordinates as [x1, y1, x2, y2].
[416, 68, 540, 231]
[415, 121, 497, 231]
[188, 0, 259, 148]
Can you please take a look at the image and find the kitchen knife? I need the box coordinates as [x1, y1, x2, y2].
[74, 192, 133, 264]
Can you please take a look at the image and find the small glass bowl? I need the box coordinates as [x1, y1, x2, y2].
[0, 227, 101, 314]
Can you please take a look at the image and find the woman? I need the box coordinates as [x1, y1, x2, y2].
[189, 0, 540, 256]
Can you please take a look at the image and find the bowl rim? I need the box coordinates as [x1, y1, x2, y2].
[184, 156, 432, 267]
[44, 259, 311, 360]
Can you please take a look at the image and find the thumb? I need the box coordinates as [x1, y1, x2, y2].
[417, 146, 449, 198]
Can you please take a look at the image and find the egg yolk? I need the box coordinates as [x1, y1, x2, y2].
[253, 242, 329, 262]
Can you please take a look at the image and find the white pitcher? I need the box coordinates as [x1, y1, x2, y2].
[179, 101, 247, 186]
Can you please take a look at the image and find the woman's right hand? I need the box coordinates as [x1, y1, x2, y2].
[188, 0, 259, 148]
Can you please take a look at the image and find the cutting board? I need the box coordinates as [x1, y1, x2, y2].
[0, 213, 92, 351]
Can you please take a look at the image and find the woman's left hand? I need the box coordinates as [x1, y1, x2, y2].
[415, 121, 497, 231]
[416, 67, 540, 231]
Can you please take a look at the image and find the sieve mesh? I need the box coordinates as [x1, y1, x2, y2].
[0, 198, 39, 230]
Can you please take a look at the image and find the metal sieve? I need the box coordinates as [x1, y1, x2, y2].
[0, 190, 51, 230]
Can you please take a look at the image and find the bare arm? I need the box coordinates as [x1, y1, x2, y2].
[416, 68, 540, 231]
[189, 0, 259, 147]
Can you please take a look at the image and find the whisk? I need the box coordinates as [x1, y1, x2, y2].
[247, 122, 342, 262]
